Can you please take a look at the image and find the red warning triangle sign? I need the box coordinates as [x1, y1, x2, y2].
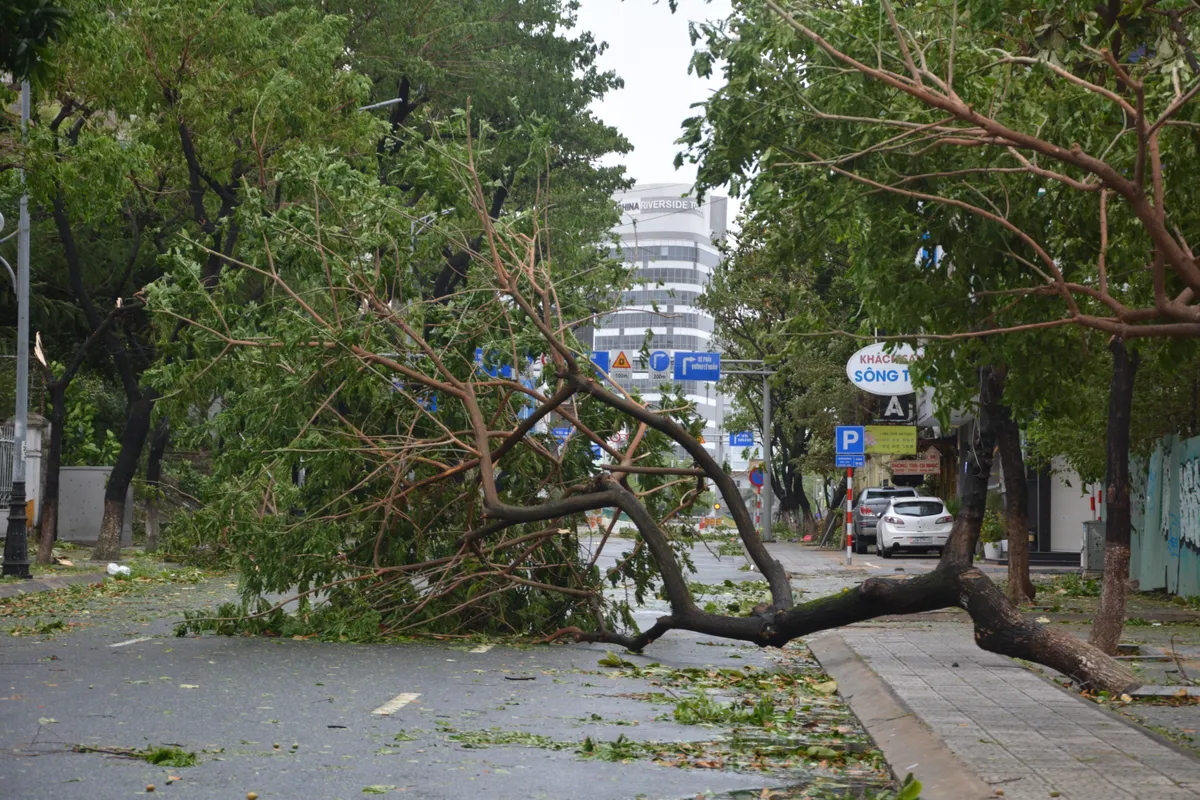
[612, 351, 632, 369]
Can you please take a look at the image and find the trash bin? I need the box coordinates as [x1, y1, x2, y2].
[1081, 520, 1105, 575]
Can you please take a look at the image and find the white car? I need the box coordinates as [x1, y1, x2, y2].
[875, 496, 954, 558]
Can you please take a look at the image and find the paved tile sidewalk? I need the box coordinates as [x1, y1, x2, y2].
[839, 628, 1200, 799]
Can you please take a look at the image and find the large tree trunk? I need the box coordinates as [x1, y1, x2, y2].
[92, 389, 157, 561]
[143, 416, 169, 553]
[772, 458, 818, 536]
[1090, 339, 1140, 654]
[995, 404, 1036, 605]
[36, 381, 66, 566]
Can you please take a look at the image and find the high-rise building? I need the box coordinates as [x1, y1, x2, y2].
[593, 183, 750, 474]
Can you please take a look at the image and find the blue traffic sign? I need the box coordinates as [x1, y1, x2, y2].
[590, 351, 609, 375]
[749, 468, 765, 487]
[474, 348, 514, 379]
[591, 443, 603, 459]
[729, 431, 755, 447]
[836, 454, 865, 468]
[836, 426, 865, 455]
[648, 350, 670, 373]
[552, 426, 573, 444]
[674, 352, 721, 381]
[516, 377, 537, 420]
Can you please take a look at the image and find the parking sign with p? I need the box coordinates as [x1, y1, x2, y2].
[836, 426, 865, 455]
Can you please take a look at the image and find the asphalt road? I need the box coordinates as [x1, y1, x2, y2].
[0, 545, 885, 800]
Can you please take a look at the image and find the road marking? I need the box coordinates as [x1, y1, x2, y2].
[469, 644, 492, 653]
[109, 637, 152, 648]
[371, 693, 420, 716]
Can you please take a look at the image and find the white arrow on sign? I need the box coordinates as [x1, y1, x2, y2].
[680, 355, 698, 375]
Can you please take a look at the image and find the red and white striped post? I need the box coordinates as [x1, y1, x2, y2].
[845, 467, 854, 565]
[756, 485, 762, 531]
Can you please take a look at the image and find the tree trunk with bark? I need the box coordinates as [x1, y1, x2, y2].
[995, 404, 1036, 605]
[1090, 339, 1140, 654]
[143, 416, 169, 553]
[772, 456, 818, 537]
[36, 381, 67, 565]
[92, 389, 157, 561]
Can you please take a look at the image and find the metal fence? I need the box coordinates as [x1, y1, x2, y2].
[0, 421, 12, 508]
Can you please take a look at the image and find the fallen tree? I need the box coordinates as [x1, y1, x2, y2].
[155, 121, 1138, 694]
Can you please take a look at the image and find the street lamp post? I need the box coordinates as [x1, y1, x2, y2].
[2, 81, 32, 578]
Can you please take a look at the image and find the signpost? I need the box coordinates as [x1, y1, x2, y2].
[674, 352, 721, 381]
[474, 348, 514, 379]
[835, 426, 864, 565]
[648, 350, 670, 382]
[610, 350, 633, 385]
[590, 351, 609, 376]
[749, 467, 765, 488]
[836, 426, 864, 455]
[729, 431, 755, 448]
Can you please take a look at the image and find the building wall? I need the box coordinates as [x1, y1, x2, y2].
[599, 184, 749, 470]
[1048, 457, 1097, 552]
[58, 466, 134, 545]
[1131, 434, 1200, 598]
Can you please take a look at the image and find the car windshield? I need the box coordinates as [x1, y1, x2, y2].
[892, 501, 945, 517]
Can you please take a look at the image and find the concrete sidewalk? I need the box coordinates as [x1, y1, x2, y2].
[765, 544, 1200, 799]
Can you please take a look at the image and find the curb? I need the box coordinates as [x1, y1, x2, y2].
[807, 633, 993, 800]
[0, 572, 108, 599]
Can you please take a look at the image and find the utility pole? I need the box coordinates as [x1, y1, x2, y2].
[3, 81, 32, 578]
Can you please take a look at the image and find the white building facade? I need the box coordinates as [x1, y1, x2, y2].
[593, 184, 752, 476]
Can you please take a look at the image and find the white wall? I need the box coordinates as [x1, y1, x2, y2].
[58, 467, 134, 545]
[1049, 457, 1098, 552]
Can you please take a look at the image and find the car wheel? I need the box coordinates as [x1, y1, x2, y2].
[879, 545, 892, 559]
[854, 537, 867, 555]
[935, 547, 945, 558]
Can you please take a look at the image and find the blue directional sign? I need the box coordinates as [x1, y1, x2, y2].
[729, 431, 755, 447]
[648, 350, 670, 371]
[552, 426, 573, 445]
[674, 352, 721, 381]
[836, 426, 865, 455]
[591, 443, 603, 459]
[836, 454, 865, 468]
[516, 377, 537, 420]
[589, 351, 609, 375]
[474, 348, 514, 379]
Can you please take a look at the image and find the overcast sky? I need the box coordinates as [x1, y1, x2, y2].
[574, 0, 734, 189]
